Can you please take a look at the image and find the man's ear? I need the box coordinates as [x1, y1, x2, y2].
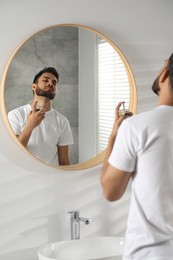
[160, 69, 169, 83]
[32, 83, 36, 91]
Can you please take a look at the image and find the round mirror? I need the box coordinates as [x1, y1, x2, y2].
[1, 24, 137, 170]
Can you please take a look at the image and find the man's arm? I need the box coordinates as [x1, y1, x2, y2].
[101, 102, 133, 201]
[58, 145, 70, 165]
[101, 164, 133, 202]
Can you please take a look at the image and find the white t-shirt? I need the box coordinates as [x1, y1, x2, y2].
[8, 104, 74, 166]
[109, 105, 173, 260]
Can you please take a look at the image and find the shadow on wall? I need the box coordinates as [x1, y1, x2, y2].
[0, 248, 38, 260]
[0, 160, 131, 260]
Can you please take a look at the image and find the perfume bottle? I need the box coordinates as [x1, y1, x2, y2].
[119, 102, 130, 116]
[36, 103, 43, 111]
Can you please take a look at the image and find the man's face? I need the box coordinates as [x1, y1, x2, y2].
[152, 60, 169, 95]
[33, 72, 57, 100]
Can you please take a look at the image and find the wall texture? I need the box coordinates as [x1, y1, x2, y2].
[0, 0, 172, 259]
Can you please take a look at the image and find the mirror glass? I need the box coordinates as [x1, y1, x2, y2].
[3, 24, 137, 169]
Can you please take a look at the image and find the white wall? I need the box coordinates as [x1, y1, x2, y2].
[0, 0, 172, 259]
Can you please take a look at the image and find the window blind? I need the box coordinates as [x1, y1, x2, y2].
[96, 37, 130, 153]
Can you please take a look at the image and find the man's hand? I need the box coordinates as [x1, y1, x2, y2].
[26, 101, 45, 130]
[17, 101, 45, 147]
[111, 101, 133, 139]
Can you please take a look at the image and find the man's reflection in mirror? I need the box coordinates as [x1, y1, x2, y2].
[8, 67, 74, 166]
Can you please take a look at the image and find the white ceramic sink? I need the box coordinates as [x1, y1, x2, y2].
[37, 236, 124, 260]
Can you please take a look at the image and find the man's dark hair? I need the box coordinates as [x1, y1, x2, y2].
[152, 53, 173, 95]
[33, 67, 59, 83]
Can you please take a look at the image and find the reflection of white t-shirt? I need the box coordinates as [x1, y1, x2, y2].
[109, 105, 173, 260]
[8, 104, 74, 166]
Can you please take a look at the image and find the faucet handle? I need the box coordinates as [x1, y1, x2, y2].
[68, 210, 79, 218]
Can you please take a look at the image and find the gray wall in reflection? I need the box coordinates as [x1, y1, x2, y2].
[5, 26, 79, 164]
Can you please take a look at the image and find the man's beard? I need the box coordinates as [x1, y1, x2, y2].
[151, 76, 160, 95]
[36, 86, 55, 100]
[151, 67, 170, 95]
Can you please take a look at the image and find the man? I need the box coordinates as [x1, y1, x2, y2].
[101, 53, 173, 259]
[8, 67, 73, 166]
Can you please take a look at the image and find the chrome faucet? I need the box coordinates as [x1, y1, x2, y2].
[68, 210, 91, 240]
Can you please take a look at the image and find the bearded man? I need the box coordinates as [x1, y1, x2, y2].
[101, 53, 173, 259]
[8, 67, 73, 166]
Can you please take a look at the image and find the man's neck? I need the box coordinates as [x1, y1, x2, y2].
[33, 97, 52, 111]
[158, 98, 173, 107]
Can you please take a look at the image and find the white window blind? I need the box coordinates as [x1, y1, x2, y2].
[96, 37, 130, 153]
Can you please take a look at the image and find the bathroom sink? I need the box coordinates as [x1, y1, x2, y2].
[37, 236, 124, 260]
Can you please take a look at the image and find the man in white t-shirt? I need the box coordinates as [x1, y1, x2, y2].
[101, 53, 173, 259]
[8, 67, 73, 166]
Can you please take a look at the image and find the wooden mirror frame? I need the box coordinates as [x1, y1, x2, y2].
[0, 24, 137, 170]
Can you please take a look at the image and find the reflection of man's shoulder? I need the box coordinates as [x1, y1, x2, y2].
[8, 104, 31, 122]
[9, 104, 31, 116]
[16, 104, 31, 112]
[52, 109, 68, 122]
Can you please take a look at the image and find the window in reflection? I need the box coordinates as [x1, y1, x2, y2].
[96, 37, 130, 152]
